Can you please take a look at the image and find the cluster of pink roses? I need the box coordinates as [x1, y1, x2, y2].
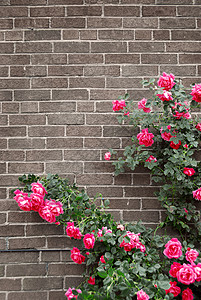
[65, 287, 82, 300]
[14, 181, 63, 224]
[163, 238, 201, 299]
[119, 231, 146, 253]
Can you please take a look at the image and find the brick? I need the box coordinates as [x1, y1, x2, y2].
[30, 7, 65, 17]
[69, 54, 103, 64]
[110, 198, 140, 209]
[0, 55, 30, 65]
[67, 6, 102, 16]
[86, 0, 118, 2]
[84, 65, 120, 76]
[103, 126, 133, 137]
[160, 65, 196, 76]
[166, 42, 201, 52]
[141, 54, 177, 64]
[179, 54, 201, 64]
[15, 101, 38, 113]
[46, 162, 83, 174]
[105, 54, 140, 64]
[142, 6, 176, 17]
[0, 79, 30, 90]
[123, 17, 158, 28]
[51, 18, 85, 28]
[87, 186, 123, 197]
[0, 19, 13, 29]
[0, 7, 28, 17]
[157, 0, 192, 3]
[86, 113, 119, 125]
[0, 127, 26, 137]
[48, 0, 83, 3]
[26, 150, 62, 161]
[122, 65, 158, 77]
[84, 137, 120, 149]
[159, 18, 196, 29]
[8, 292, 47, 300]
[46, 138, 83, 149]
[0, 189, 6, 199]
[0, 279, 21, 291]
[106, 77, 142, 88]
[10, 66, 47, 77]
[64, 149, 99, 161]
[135, 29, 152, 40]
[31, 54, 67, 65]
[14, 90, 50, 101]
[172, 30, 201, 41]
[15, 18, 49, 29]
[41, 251, 60, 262]
[91, 42, 127, 53]
[62, 30, 79, 40]
[49, 291, 70, 300]
[0, 43, 14, 53]
[0, 163, 6, 174]
[84, 161, 115, 173]
[47, 236, 81, 249]
[0, 91, 12, 101]
[23, 277, 63, 291]
[0, 200, 18, 211]
[8, 138, 45, 150]
[64, 277, 83, 289]
[0, 214, 6, 224]
[98, 30, 134, 40]
[177, 6, 201, 17]
[9, 114, 45, 126]
[48, 114, 84, 125]
[142, 198, 161, 209]
[8, 237, 46, 249]
[129, 41, 165, 52]
[66, 125, 101, 136]
[80, 30, 97, 40]
[0, 0, 9, 4]
[26, 224, 64, 236]
[104, 6, 140, 17]
[54, 42, 89, 53]
[0, 225, 24, 237]
[48, 66, 83, 77]
[77, 101, 94, 112]
[16, 42, 52, 53]
[0, 151, 24, 161]
[7, 264, 46, 277]
[182, 77, 201, 87]
[25, 30, 61, 41]
[0, 67, 8, 77]
[39, 102, 75, 113]
[90, 89, 125, 100]
[125, 186, 159, 197]
[52, 89, 88, 100]
[32, 78, 68, 89]
[0, 140, 7, 149]
[28, 126, 64, 137]
[11, 0, 47, 4]
[76, 173, 112, 185]
[0, 33, 4, 41]
[0, 239, 5, 250]
[8, 211, 42, 223]
[0, 116, 8, 125]
[153, 30, 170, 40]
[69, 77, 105, 88]
[123, 210, 160, 223]
[0, 175, 19, 187]
[48, 263, 85, 276]
[5, 31, 23, 41]
[87, 18, 122, 28]
[8, 162, 44, 174]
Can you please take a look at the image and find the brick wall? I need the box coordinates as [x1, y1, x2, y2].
[0, 0, 201, 298]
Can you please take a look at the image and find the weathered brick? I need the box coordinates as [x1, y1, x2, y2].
[10, 66, 47, 77]
[0, 116, 8, 126]
[80, 29, 97, 40]
[129, 41, 165, 52]
[52, 89, 88, 100]
[26, 224, 64, 236]
[0, 189, 6, 199]
[9, 114, 46, 126]
[8, 211, 42, 223]
[159, 18, 196, 29]
[86, 113, 119, 125]
[153, 30, 170, 40]
[142, 6, 176, 17]
[76, 173, 112, 185]
[8, 162, 44, 174]
[14, 90, 50, 101]
[66, 125, 101, 137]
[11, 0, 47, 4]
[0, 19, 13, 29]
[142, 198, 161, 209]
[77, 101, 94, 112]
[0, 126, 26, 137]
[67, 6, 102, 16]
[0, 7, 28, 17]
[166, 42, 201, 52]
[84, 161, 115, 173]
[103, 126, 133, 137]
[0, 279, 21, 291]
[122, 65, 158, 77]
[141, 53, 177, 64]
[69, 54, 103, 64]
[87, 18, 122, 28]
[0, 140, 7, 149]
[39, 101, 75, 113]
[8, 138, 45, 150]
[104, 6, 140, 17]
[62, 29, 79, 40]
[110, 198, 140, 210]
[5, 31, 23, 41]
[91, 42, 127, 53]
[90, 89, 125, 100]
[135, 29, 152, 40]
[54, 42, 89, 53]
[14, 18, 49, 29]
[69, 77, 105, 88]
[46, 138, 83, 149]
[125, 186, 160, 197]
[8, 292, 47, 300]
[23, 277, 63, 291]
[179, 54, 201, 64]
[0, 175, 20, 187]
[48, 114, 84, 125]
[98, 30, 134, 40]
[32, 78, 68, 89]
[177, 6, 201, 17]
[123, 17, 158, 28]
[16, 42, 52, 53]
[48, 66, 83, 77]
[0, 225, 24, 237]
[46, 162, 83, 174]
[25, 30, 61, 41]
[0, 163, 6, 174]
[85, 0, 118, 2]
[160, 65, 196, 76]
[47, 236, 81, 249]
[48, 263, 85, 276]
[0, 79, 30, 89]
[84, 137, 120, 149]
[0, 67, 8, 77]
[41, 251, 60, 262]
[157, 0, 192, 3]
[106, 77, 142, 88]
[123, 210, 160, 223]
[28, 126, 65, 137]
[48, 0, 83, 3]
[0, 55, 30, 65]
[31, 54, 67, 65]
[51, 18, 85, 28]
[7, 264, 46, 277]
[84, 66, 120, 77]
[0, 43, 14, 53]
[30, 7, 65, 17]
[8, 237, 46, 249]
[105, 54, 140, 64]
[26, 150, 62, 161]
[49, 291, 69, 300]
[0, 151, 24, 161]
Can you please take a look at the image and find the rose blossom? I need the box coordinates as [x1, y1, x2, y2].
[172, 102, 191, 120]
[157, 72, 175, 91]
[104, 152, 111, 161]
[83, 233, 95, 249]
[146, 155, 157, 162]
[194, 263, 201, 282]
[97, 227, 112, 241]
[192, 187, 201, 200]
[184, 144, 188, 149]
[137, 128, 154, 147]
[120, 231, 141, 252]
[117, 224, 125, 231]
[31, 181, 47, 197]
[88, 276, 95, 285]
[14, 190, 32, 211]
[70, 247, 85, 264]
[65, 287, 82, 300]
[191, 83, 201, 102]
[112, 99, 126, 111]
[163, 238, 182, 259]
[165, 281, 181, 297]
[157, 91, 173, 102]
[185, 248, 199, 264]
[100, 255, 106, 263]
[38, 199, 63, 223]
[30, 193, 45, 212]
[160, 125, 173, 141]
[177, 264, 197, 285]
[196, 123, 201, 131]
[182, 288, 194, 300]
[136, 289, 149, 300]
[47, 198, 63, 216]
[66, 222, 82, 239]
[169, 262, 182, 278]
[138, 98, 151, 113]
[184, 208, 188, 214]
[183, 168, 195, 177]
[170, 140, 181, 150]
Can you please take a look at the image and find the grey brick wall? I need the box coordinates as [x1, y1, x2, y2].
[0, 0, 201, 298]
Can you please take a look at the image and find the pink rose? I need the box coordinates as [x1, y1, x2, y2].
[117, 224, 125, 231]
[165, 281, 181, 297]
[112, 99, 126, 111]
[177, 264, 197, 285]
[88, 276, 95, 285]
[120, 231, 140, 252]
[100, 255, 106, 263]
[191, 83, 201, 102]
[31, 181, 47, 197]
[30, 193, 45, 212]
[47, 198, 63, 216]
[38, 203, 56, 223]
[70, 247, 85, 264]
[138, 98, 151, 113]
[14, 190, 32, 211]
[136, 289, 149, 300]
[170, 140, 181, 150]
[193, 187, 201, 200]
[65, 287, 82, 300]
[157, 91, 173, 102]
[160, 126, 173, 141]
[97, 227, 112, 241]
[182, 288, 194, 300]
[185, 248, 199, 264]
[157, 72, 175, 91]
[124, 111, 129, 116]
[184, 208, 188, 214]
[137, 128, 154, 147]
[146, 155, 157, 162]
[173, 110, 191, 120]
[172, 102, 191, 119]
[194, 263, 201, 281]
[163, 238, 182, 259]
[83, 233, 95, 249]
[104, 152, 111, 161]
[169, 262, 182, 278]
[184, 144, 188, 149]
[66, 222, 82, 239]
[196, 123, 201, 131]
[183, 168, 195, 177]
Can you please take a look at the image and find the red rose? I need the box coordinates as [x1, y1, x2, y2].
[137, 128, 154, 147]
[163, 238, 182, 259]
[165, 281, 181, 297]
[70, 247, 85, 264]
[157, 72, 175, 91]
[182, 288, 194, 300]
[191, 83, 201, 102]
[170, 140, 181, 150]
[169, 262, 182, 278]
[177, 264, 197, 285]
[183, 168, 195, 177]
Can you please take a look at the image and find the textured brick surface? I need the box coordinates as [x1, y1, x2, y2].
[0, 1, 200, 297]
